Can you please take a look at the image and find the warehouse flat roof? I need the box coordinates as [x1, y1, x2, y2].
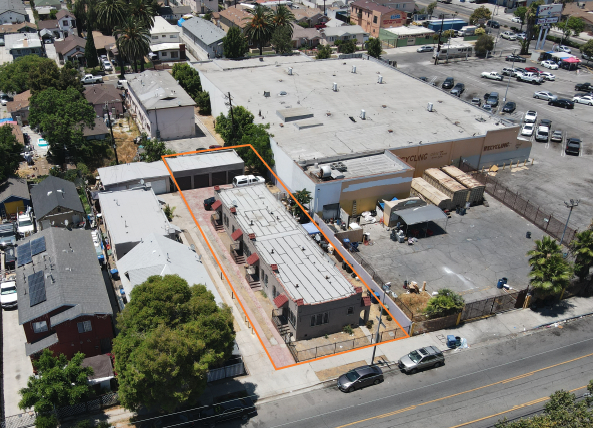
[165, 150, 244, 172]
[196, 57, 515, 163]
[98, 161, 170, 187]
[313, 152, 411, 181]
[218, 185, 354, 304]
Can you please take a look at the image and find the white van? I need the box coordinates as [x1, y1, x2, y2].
[232, 175, 265, 187]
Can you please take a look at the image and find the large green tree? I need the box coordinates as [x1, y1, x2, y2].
[138, 133, 174, 162]
[474, 34, 494, 57]
[215, 105, 255, 147]
[527, 236, 573, 298]
[270, 5, 296, 38]
[114, 17, 150, 74]
[29, 87, 96, 166]
[18, 350, 93, 414]
[527, 236, 562, 268]
[469, 6, 491, 25]
[292, 188, 312, 222]
[521, 0, 543, 55]
[172, 63, 202, 98]
[128, 0, 157, 28]
[243, 4, 273, 55]
[237, 122, 275, 174]
[27, 60, 83, 95]
[582, 40, 593, 61]
[0, 125, 22, 182]
[73, 0, 88, 38]
[513, 6, 527, 31]
[84, 26, 99, 68]
[0, 56, 56, 94]
[96, 0, 126, 34]
[570, 229, 593, 281]
[426, 1, 437, 17]
[335, 39, 356, 54]
[223, 26, 249, 59]
[270, 25, 293, 54]
[366, 37, 381, 58]
[112, 275, 235, 412]
[316, 44, 332, 59]
[555, 16, 585, 44]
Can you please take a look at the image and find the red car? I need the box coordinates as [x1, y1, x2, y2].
[524, 67, 542, 74]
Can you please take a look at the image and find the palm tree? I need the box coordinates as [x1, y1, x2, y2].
[114, 17, 150, 75]
[243, 5, 273, 56]
[271, 5, 296, 38]
[527, 236, 562, 268]
[96, 0, 127, 35]
[128, 0, 157, 29]
[528, 254, 572, 297]
[570, 230, 593, 280]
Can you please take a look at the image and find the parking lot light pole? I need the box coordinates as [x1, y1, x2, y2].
[503, 49, 517, 102]
[560, 199, 579, 245]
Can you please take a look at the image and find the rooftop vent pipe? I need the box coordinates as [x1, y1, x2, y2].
[377, 75, 383, 84]
[360, 109, 366, 120]
[332, 82, 338, 92]
[288, 67, 293, 75]
[352, 66, 356, 73]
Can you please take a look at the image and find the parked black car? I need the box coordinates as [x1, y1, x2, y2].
[486, 92, 500, 107]
[450, 83, 465, 97]
[502, 101, 516, 113]
[198, 397, 256, 426]
[575, 82, 593, 92]
[548, 98, 575, 109]
[565, 138, 581, 156]
[505, 54, 526, 63]
[539, 119, 552, 128]
[442, 77, 454, 89]
[487, 20, 500, 28]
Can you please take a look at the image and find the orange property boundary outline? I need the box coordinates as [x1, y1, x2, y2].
[162, 144, 410, 370]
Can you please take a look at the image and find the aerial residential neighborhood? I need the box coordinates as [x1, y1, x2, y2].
[1, 0, 593, 427]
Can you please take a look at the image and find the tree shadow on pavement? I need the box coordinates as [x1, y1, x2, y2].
[529, 298, 575, 318]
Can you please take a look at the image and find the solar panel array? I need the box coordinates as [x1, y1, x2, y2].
[17, 242, 32, 267]
[16, 237, 46, 267]
[28, 271, 46, 307]
[30, 237, 46, 256]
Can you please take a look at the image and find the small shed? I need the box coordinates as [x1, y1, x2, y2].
[0, 177, 30, 219]
[382, 197, 426, 227]
[422, 168, 469, 209]
[410, 177, 452, 211]
[81, 354, 114, 391]
[98, 161, 172, 194]
[440, 166, 485, 205]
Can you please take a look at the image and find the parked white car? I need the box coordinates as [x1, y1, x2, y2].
[501, 31, 517, 40]
[511, 17, 522, 23]
[481, 71, 503, 81]
[533, 91, 557, 101]
[1, 279, 17, 309]
[541, 72, 555, 81]
[541, 60, 558, 70]
[573, 95, 593, 106]
[524, 110, 537, 123]
[521, 123, 534, 136]
[556, 45, 571, 53]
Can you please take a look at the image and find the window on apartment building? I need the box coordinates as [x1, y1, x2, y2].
[62, 20, 69, 26]
[311, 312, 329, 326]
[347, 306, 354, 315]
[152, 36, 158, 39]
[273, 286, 277, 298]
[264, 274, 268, 285]
[77, 320, 92, 333]
[244, 245, 251, 257]
[162, 52, 167, 56]
[170, 35, 177, 38]
[373, 16, 377, 23]
[162, 35, 166, 38]
[171, 52, 178, 58]
[232, 225, 235, 233]
[289, 309, 296, 327]
[311, 315, 315, 327]
[32, 321, 48, 333]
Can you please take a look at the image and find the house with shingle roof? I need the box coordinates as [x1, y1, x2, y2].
[6, 90, 31, 124]
[217, 5, 251, 31]
[84, 84, 124, 117]
[55, 9, 76, 35]
[30, 175, 85, 231]
[0, 177, 30, 219]
[54, 34, 85, 62]
[15, 227, 114, 360]
[182, 17, 226, 58]
[0, 0, 28, 24]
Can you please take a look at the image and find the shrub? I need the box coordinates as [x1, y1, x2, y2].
[365, 320, 374, 329]
[386, 315, 392, 322]
[260, 290, 267, 298]
[35, 415, 58, 428]
[343, 324, 354, 335]
[424, 288, 464, 318]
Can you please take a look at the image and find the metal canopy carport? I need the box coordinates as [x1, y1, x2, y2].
[394, 205, 448, 236]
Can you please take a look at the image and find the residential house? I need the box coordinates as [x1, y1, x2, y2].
[82, 118, 110, 141]
[0, 0, 29, 24]
[84, 84, 124, 118]
[98, 161, 172, 194]
[215, 183, 370, 341]
[319, 25, 369, 46]
[125, 70, 196, 140]
[55, 9, 76, 36]
[82, 355, 115, 391]
[15, 228, 114, 360]
[6, 90, 31, 125]
[0, 22, 37, 37]
[177, 0, 215, 14]
[158, 5, 192, 23]
[291, 7, 328, 27]
[37, 19, 62, 39]
[35, 0, 63, 9]
[350, 0, 407, 36]
[562, 2, 593, 33]
[150, 16, 181, 45]
[291, 23, 322, 48]
[54, 34, 86, 63]
[217, 5, 251, 31]
[97, 186, 180, 260]
[30, 175, 85, 230]
[150, 42, 184, 61]
[182, 17, 225, 58]
[0, 177, 30, 219]
[5, 33, 44, 58]
[92, 31, 115, 54]
[116, 233, 222, 305]
[382, 0, 415, 14]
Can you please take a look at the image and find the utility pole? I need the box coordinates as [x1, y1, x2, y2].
[224, 91, 236, 144]
[560, 199, 579, 245]
[503, 49, 516, 102]
[434, 13, 446, 65]
[371, 283, 391, 365]
[105, 101, 119, 165]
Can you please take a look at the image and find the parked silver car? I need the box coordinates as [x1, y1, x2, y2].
[398, 346, 444, 374]
[337, 365, 384, 392]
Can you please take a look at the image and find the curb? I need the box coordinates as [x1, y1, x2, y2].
[534, 311, 593, 329]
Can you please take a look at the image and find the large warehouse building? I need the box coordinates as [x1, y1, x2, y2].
[196, 56, 531, 216]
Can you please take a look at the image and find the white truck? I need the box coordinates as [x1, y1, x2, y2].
[80, 74, 103, 84]
[232, 175, 265, 187]
[458, 26, 477, 36]
[17, 211, 34, 237]
[481, 71, 503, 81]
[517, 72, 543, 84]
[535, 126, 549, 142]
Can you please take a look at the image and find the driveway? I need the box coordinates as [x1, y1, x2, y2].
[44, 43, 59, 66]
[0, 45, 12, 65]
[2, 308, 34, 416]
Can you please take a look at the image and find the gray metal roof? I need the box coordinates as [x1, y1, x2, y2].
[0, 0, 26, 15]
[394, 204, 447, 226]
[218, 185, 354, 305]
[165, 150, 244, 173]
[29, 176, 84, 220]
[116, 233, 222, 305]
[125, 70, 195, 110]
[16, 228, 113, 325]
[25, 333, 58, 356]
[98, 187, 174, 248]
[182, 17, 226, 47]
[98, 161, 170, 187]
[0, 177, 30, 203]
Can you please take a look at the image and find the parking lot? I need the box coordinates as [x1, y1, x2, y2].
[385, 45, 593, 230]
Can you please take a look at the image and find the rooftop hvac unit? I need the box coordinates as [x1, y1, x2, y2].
[427, 102, 433, 112]
[360, 109, 366, 120]
[264, 91, 270, 97]
[378, 75, 383, 84]
[319, 165, 332, 179]
[332, 82, 338, 92]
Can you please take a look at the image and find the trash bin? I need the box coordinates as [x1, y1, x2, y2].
[502, 277, 508, 284]
[398, 235, 405, 243]
[497, 279, 504, 289]
[446, 335, 457, 348]
[526, 231, 532, 239]
[370, 291, 380, 304]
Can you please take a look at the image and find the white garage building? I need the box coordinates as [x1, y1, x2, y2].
[98, 161, 172, 195]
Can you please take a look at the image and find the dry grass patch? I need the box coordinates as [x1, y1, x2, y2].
[396, 291, 432, 318]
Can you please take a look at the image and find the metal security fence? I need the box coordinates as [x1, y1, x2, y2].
[461, 288, 527, 321]
[460, 163, 578, 246]
[207, 362, 246, 383]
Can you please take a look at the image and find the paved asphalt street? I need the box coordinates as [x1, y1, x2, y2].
[241, 316, 593, 428]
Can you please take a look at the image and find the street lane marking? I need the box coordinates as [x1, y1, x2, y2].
[448, 385, 588, 428]
[333, 352, 593, 428]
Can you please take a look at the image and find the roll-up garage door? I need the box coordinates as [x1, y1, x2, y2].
[176, 176, 192, 191]
[211, 171, 227, 186]
[148, 179, 167, 194]
[228, 169, 243, 183]
[193, 174, 209, 188]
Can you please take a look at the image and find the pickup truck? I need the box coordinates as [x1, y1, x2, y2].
[481, 71, 503, 81]
[80, 74, 103, 84]
[517, 72, 543, 84]
[232, 175, 265, 187]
